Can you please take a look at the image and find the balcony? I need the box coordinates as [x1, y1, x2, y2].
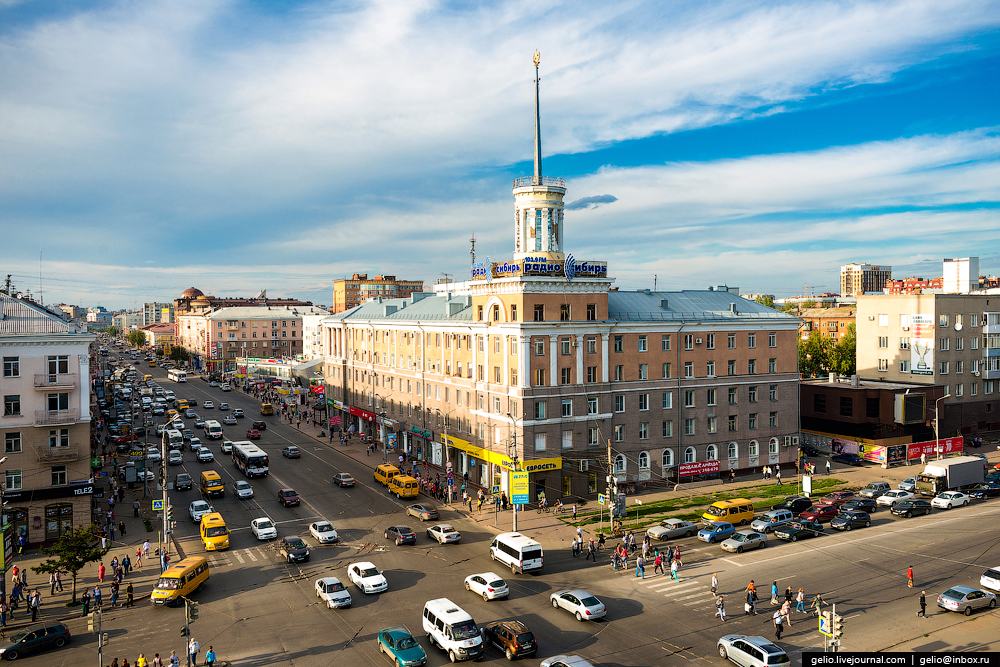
[33, 373, 77, 390]
[34, 409, 80, 426]
[37, 444, 80, 463]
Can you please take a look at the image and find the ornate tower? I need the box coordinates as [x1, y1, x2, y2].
[513, 51, 566, 262]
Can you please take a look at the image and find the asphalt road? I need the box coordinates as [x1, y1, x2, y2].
[24, 352, 1000, 666]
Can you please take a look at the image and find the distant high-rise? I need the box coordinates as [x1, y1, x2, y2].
[332, 275, 424, 313]
[943, 257, 979, 294]
[143, 302, 175, 325]
[841, 263, 891, 297]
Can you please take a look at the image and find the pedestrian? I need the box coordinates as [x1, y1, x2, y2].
[137, 654, 148, 667]
[771, 581, 779, 606]
[119, 519, 127, 537]
[99, 562, 106, 583]
[49, 572, 56, 596]
[170, 651, 180, 667]
[126, 582, 134, 608]
[711, 573, 719, 596]
[673, 546, 682, 567]
[586, 539, 597, 562]
[110, 581, 119, 607]
[670, 558, 681, 582]
[136, 548, 143, 570]
[784, 586, 794, 605]
[635, 555, 645, 579]
[29, 591, 39, 622]
[918, 590, 927, 617]
[133, 499, 141, 517]
[773, 609, 784, 640]
[94, 585, 102, 609]
[810, 592, 826, 617]
[205, 646, 216, 667]
[109, 523, 116, 542]
[714, 595, 727, 622]
[653, 552, 663, 575]
[729, 469, 736, 483]
[775, 469, 782, 485]
[188, 638, 200, 666]
[907, 565, 914, 588]
[826, 459, 831, 474]
[123, 554, 131, 575]
[81, 589, 90, 616]
[781, 599, 792, 627]
[572, 537, 580, 558]
[143, 539, 151, 558]
[796, 588, 806, 613]
[152, 653, 162, 667]
[55, 570, 63, 592]
[573, 504, 578, 520]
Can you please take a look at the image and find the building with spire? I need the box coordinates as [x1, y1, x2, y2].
[321, 55, 801, 502]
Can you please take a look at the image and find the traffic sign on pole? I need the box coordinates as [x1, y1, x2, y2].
[152, 500, 163, 511]
[491, 485, 500, 495]
[597, 493, 606, 506]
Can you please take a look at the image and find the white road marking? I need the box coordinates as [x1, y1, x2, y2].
[233, 551, 245, 564]
[245, 548, 258, 562]
[673, 591, 710, 602]
[721, 558, 744, 567]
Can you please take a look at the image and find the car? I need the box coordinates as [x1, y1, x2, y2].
[720, 531, 767, 553]
[858, 482, 892, 499]
[969, 483, 1000, 499]
[877, 490, 915, 506]
[830, 510, 871, 531]
[405, 504, 439, 521]
[181, 429, 194, 441]
[698, 521, 736, 544]
[891, 499, 932, 517]
[209, 381, 218, 387]
[152, 406, 165, 416]
[221, 384, 232, 392]
[0, 622, 72, 661]
[539, 657, 593, 667]
[145, 447, 161, 462]
[376, 626, 426, 666]
[482, 619, 537, 660]
[221, 440, 233, 454]
[646, 518, 699, 541]
[184, 409, 197, 419]
[385, 526, 416, 545]
[426, 524, 461, 544]
[718, 635, 790, 667]
[840, 497, 878, 514]
[246, 429, 261, 440]
[985, 471, 1000, 484]
[189, 437, 203, 452]
[282, 446, 301, 458]
[773, 519, 824, 542]
[799, 504, 839, 523]
[932, 491, 971, 509]
[550, 589, 606, 622]
[770, 496, 813, 516]
[232, 408, 245, 418]
[175, 472, 193, 490]
[197, 448, 214, 462]
[309, 521, 340, 544]
[194, 418, 206, 429]
[937, 585, 997, 615]
[315, 577, 353, 610]
[218, 402, 229, 411]
[279, 536, 310, 563]
[232, 480, 254, 499]
[223, 415, 237, 425]
[168, 450, 184, 466]
[899, 477, 917, 492]
[155, 423, 167, 436]
[831, 453, 865, 466]
[250, 517, 278, 540]
[189, 500, 214, 523]
[203, 401, 214, 409]
[464, 572, 509, 601]
[818, 490, 856, 507]
[278, 488, 300, 507]
[251, 420, 267, 431]
[333, 473, 355, 487]
[348, 561, 388, 593]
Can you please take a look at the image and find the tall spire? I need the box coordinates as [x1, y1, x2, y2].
[533, 50, 542, 185]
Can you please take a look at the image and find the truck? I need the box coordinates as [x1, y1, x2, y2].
[915, 456, 985, 497]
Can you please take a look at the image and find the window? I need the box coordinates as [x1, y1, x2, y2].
[878, 336, 888, 349]
[940, 337, 949, 351]
[749, 440, 759, 457]
[769, 412, 777, 428]
[684, 419, 695, 436]
[495, 366, 502, 383]
[586, 304, 596, 321]
[815, 394, 828, 413]
[748, 386, 758, 403]
[562, 399, 573, 417]
[662, 421, 673, 438]
[561, 368, 572, 385]
[534, 401, 546, 419]
[639, 423, 649, 440]
[748, 333, 756, 349]
[47, 355, 69, 375]
[706, 444, 718, 461]
[728, 415, 738, 432]
[768, 358, 776, 373]
[588, 397, 598, 415]
[956, 337, 964, 351]
[727, 442, 738, 460]
[939, 361, 949, 375]
[478, 365, 485, 381]
[971, 382, 979, 396]
[614, 336, 623, 353]
[614, 425, 625, 442]
[614, 395, 625, 412]
[768, 332, 776, 348]
[707, 389, 717, 406]
[587, 366, 597, 383]
[534, 339, 545, 355]
[662, 363, 672, 379]
[900, 337, 911, 350]
[562, 430, 573, 449]
[614, 454, 625, 472]
[534, 433, 547, 451]
[879, 314, 889, 326]
[769, 438, 779, 455]
[876, 358, 888, 371]
[638, 451, 650, 468]
[587, 338, 597, 354]
[2, 357, 18, 378]
[684, 361, 693, 378]
[706, 360, 715, 377]
[511, 304, 517, 321]
[494, 396, 501, 413]
[684, 446, 696, 463]
[5, 469, 21, 491]
[636, 394, 649, 411]
[614, 365, 624, 381]
[48, 428, 69, 447]
[748, 359, 756, 375]
[662, 392, 673, 409]
[638, 335, 647, 352]
[955, 383, 964, 397]
[728, 333, 736, 349]
[639, 364, 648, 380]
[707, 333, 715, 350]
[560, 304, 570, 321]
[939, 314, 949, 327]
[707, 416, 717, 434]
[727, 360, 736, 375]
[684, 390, 695, 408]
[661, 335, 671, 351]
[840, 396, 853, 417]
[51, 465, 67, 486]
[866, 397, 879, 418]
[560, 338, 570, 355]
[728, 387, 737, 405]
[662, 448, 674, 467]
[748, 413, 757, 429]
[972, 336, 979, 350]
[3, 396, 20, 417]
[684, 334, 694, 350]
[533, 304, 544, 322]
[899, 360, 911, 372]
[4, 432, 21, 453]
[588, 428, 599, 446]
[534, 369, 545, 386]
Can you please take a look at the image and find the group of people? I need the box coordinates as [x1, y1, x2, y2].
[2, 566, 45, 626]
[606, 532, 684, 582]
[713, 578, 828, 639]
[106, 642, 217, 667]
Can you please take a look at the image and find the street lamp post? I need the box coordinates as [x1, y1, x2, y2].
[436, 408, 454, 503]
[934, 393, 952, 460]
[506, 413, 519, 531]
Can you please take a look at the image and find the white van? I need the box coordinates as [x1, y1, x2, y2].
[489, 532, 543, 574]
[421, 598, 484, 663]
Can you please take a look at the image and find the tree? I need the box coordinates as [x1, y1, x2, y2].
[799, 300, 817, 309]
[830, 323, 857, 375]
[754, 295, 774, 308]
[799, 331, 833, 377]
[126, 329, 147, 347]
[32, 523, 108, 603]
[169, 346, 190, 362]
[106, 325, 119, 337]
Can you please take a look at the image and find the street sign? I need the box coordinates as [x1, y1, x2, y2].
[152, 500, 164, 511]
[597, 493, 606, 506]
[818, 611, 833, 637]
[510, 471, 529, 505]
[491, 485, 500, 495]
[447, 478, 454, 487]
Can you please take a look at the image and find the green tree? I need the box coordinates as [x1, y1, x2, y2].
[169, 346, 190, 362]
[106, 325, 119, 337]
[799, 331, 833, 377]
[799, 300, 817, 309]
[32, 523, 108, 603]
[126, 330, 147, 347]
[830, 323, 857, 375]
[754, 295, 774, 308]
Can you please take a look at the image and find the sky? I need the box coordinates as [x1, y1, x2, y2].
[1, 0, 998, 310]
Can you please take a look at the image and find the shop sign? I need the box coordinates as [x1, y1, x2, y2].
[410, 426, 432, 440]
[678, 461, 720, 478]
[349, 406, 376, 422]
[490, 256, 608, 280]
[510, 472, 529, 505]
[3, 484, 95, 502]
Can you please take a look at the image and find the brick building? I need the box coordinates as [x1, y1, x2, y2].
[332, 275, 424, 314]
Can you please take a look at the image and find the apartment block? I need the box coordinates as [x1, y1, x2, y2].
[797, 307, 856, 342]
[332, 275, 424, 314]
[841, 263, 891, 297]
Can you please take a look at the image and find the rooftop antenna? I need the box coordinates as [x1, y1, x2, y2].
[533, 50, 542, 185]
[654, 274, 657, 292]
[39, 248, 43, 305]
[470, 233, 476, 268]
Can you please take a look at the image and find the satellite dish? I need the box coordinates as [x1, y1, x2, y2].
[955, 323, 963, 331]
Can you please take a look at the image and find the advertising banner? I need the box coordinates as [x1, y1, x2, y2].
[678, 460, 720, 478]
[906, 437, 963, 460]
[910, 314, 935, 375]
[510, 471, 530, 505]
[0, 523, 11, 575]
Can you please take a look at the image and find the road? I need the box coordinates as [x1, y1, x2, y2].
[26, 353, 1000, 666]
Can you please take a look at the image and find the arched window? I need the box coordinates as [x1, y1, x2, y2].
[638, 451, 650, 469]
[706, 444, 718, 461]
[661, 448, 674, 468]
[684, 447, 696, 463]
[614, 454, 626, 473]
[728, 442, 739, 460]
[749, 440, 759, 457]
[769, 437, 780, 454]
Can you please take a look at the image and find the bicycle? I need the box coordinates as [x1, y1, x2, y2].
[535, 502, 550, 514]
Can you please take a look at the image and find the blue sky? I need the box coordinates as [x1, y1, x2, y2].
[1, 0, 998, 309]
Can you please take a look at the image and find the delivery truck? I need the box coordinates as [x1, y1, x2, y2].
[915, 456, 985, 497]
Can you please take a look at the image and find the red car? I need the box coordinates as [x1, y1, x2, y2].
[278, 488, 300, 507]
[799, 504, 839, 523]
[246, 428, 261, 440]
[819, 490, 856, 507]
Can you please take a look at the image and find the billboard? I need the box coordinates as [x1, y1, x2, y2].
[510, 472, 529, 505]
[678, 460, 720, 478]
[910, 314, 934, 375]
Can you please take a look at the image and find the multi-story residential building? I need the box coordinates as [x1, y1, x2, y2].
[176, 305, 328, 374]
[887, 277, 944, 294]
[1, 294, 96, 546]
[56, 305, 85, 320]
[797, 307, 856, 342]
[111, 312, 143, 331]
[856, 293, 1000, 438]
[143, 302, 175, 325]
[332, 275, 424, 314]
[320, 61, 800, 501]
[140, 323, 175, 351]
[301, 313, 329, 360]
[173, 287, 313, 318]
[841, 263, 891, 297]
[86, 311, 112, 324]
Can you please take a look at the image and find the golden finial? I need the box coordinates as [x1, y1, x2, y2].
[533, 50, 540, 67]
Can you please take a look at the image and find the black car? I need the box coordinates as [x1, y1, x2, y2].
[0, 622, 71, 660]
[840, 497, 878, 514]
[771, 496, 814, 517]
[384, 526, 416, 546]
[830, 510, 871, 531]
[252, 420, 267, 431]
[279, 536, 310, 563]
[831, 453, 865, 467]
[891, 499, 932, 518]
[969, 483, 1000, 499]
[174, 473, 193, 491]
[985, 472, 1000, 484]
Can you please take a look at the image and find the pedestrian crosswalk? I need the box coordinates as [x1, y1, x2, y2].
[632, 575, 720, 611]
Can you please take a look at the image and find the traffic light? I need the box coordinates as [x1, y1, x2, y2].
[102, 633, 109, 647]
[189, 601, 199, 621]
[832, 613, 844, 639]
[180, 626, 188, 636]
[87, 612, 96, 633]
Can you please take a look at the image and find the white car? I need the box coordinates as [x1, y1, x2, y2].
[223, 415, 237, 425]
[197, 448, 214, 462]
[931, 491, 971, 509]
[189, 500, 214, 523]
[204, 401, 214, 408]
[550, 589, 606, 622]
[219, 403, 229, 411]
[221, 383, 232, 392]
[145, 447, 161, 462]
[221, 440, 234, 454]
[251, 517, 278, 540]
[233, 480, 253, 499]
[309, 521, 340, 544]
[899, 477, 917, 492]
[877, 490, 915, 506]
[189, 437, 203, 452]
[315, 577, 352, 609]
[426, 524, 461, 544]
[347, 561, 388, 594]
[464, 572, 509, 601]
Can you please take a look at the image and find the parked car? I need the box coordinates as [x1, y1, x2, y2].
[831, 453, 865, 466]
[899, 477, 917, 492]
[426, 524, 461, 544]
[464, 572, 509, 601]
[773, 519, 824, 542]
[718, 635, 790, 667]
[282, 446, 301, 459]
[891, 499, 932, 517]
[385, 526, 416, 545]
[937, 585, 997, 615]
[770, 496, 813, 516]
[931, 491, 971, 509]
[278, 488, 300, 507]
[969, 483, 1000, 499]
[877, 490, 915, 507]
[720, 531, 767, 553]
[333, 473, 355, 487]
[698, 522, 736, 544]
[830, 510, 871, 531]
[250, 517, 278, 540]
[309, 521, 340, 544]
[315, 577, 352, 609]
[799, 504, 839, 523]
[858, 482, 892, 499]
[750, 510, 794, 534]
[279, 536, 310, 563]
[550, 589, 606, 622]
[818, 490, 857, 507]
[0, 622, 72, 661]
[540, 658, 593, 667]
[646, 519, 699, 541]
[405, 504, 439, 521]
[376, 627, 425, 665]
[840, 498, 878, 514]
[482, 619, 537, 660]
[348, 562, 388, 593]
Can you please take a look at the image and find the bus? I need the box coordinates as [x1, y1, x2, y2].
[204, 420, 223, 440]
[232, 441, 269, 478]
[167, 369, 188, 383]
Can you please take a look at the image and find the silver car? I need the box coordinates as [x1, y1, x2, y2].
[550, 589, 606, 622]
[720, 531, 767, 554]
[937, 586, 997, 615]
[645, 518, 699, 541]
[718, 635, 790, 667]
[426, 524, 461, 544]
[232, 480, 254, 499]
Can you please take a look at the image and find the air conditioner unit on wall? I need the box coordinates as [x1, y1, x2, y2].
[579, 459, 590, 472]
